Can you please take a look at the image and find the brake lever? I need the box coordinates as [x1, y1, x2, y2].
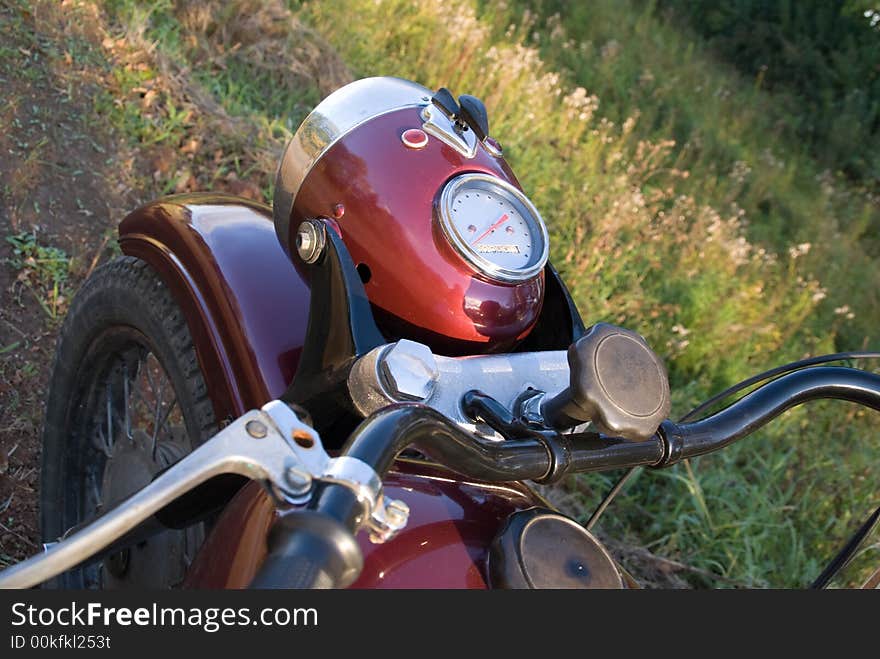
[0, 401, 404, 589]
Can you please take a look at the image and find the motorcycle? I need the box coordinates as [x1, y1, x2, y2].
[0, 76, 878, 589]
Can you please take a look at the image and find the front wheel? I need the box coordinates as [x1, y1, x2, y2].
[40, 256, 217, 588]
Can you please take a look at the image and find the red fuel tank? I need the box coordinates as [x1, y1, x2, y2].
[184, 461, 548, 589]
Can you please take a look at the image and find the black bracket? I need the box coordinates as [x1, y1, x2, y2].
[515, 262, 587, 352]
[283, 220, 386, 434]
[282, 218, 586, 435]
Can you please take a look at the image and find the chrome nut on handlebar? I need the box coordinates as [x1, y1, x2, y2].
[368, 496, 411, 544]
[379, 340, 439, 402]
[321, 455, 411, 543]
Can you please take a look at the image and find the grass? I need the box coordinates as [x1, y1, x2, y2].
[4, 231, 71, 322]
[93, 0, 337, 201]
[9, 0, 876, 586]
[495, 0, 880, 352]
[294, 0, 880, 586]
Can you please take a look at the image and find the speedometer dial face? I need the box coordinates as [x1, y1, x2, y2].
[437, 173, 549, 283]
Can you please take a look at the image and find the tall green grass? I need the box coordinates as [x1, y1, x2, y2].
[492, 0, 880, 354]
[293, 0, 880, 588]
[98, 0, 879, 586]
[653, 0, 880, 186]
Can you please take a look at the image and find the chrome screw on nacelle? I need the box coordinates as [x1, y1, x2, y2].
[296, 220, 326, 264]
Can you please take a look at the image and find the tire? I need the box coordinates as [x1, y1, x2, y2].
[40, 256, 217, 588]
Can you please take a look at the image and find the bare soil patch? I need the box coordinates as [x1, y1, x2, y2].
[0, 1, 139, 564]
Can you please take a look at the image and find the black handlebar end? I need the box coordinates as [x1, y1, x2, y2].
[249, 511, 364, 589]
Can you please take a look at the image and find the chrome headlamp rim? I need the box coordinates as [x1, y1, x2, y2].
[273, 76, 432, 255]
[437, 173, 550, 284]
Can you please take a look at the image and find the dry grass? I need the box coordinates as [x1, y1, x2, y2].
[96, 0, 351, 199]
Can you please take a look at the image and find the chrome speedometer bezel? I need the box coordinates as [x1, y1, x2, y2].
[436, 173, 550, 284]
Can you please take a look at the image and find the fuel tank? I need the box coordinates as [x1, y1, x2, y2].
[184, 462, 547, 589]
[118, 194, 547, 588]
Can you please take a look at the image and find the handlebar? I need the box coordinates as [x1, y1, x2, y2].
[3, 361, 880, 590]
[250, 403, 667, 588]
[661, 366, 880, 462]
[250, 511, 364, 589]
[253, 365, 880, 587]
[322, 365, 880, 492]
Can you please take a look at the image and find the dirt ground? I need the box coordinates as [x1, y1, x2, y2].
[0, 2, 144, 566]
[0, 0, 353, 572]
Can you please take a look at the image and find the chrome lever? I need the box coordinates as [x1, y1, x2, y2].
[0, 401, 401, 589]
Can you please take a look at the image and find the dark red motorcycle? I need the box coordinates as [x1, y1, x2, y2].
[1, 77, 878, 589]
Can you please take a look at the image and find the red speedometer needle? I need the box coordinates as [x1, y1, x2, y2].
[472, 213, 510, 244]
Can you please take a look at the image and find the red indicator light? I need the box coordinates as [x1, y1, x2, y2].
[401, 128, 429, 149]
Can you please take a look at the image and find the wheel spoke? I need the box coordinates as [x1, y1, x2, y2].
[150, 370, 165, 461]
[155, 397, 180, 445]
[95, 427, 112, 458]
[105, 380, 114, 453]
[123, 362, 131, 442]
[90, 471, 102, 513]
[127, 354, 143, 444]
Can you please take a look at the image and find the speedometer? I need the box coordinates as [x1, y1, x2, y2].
[437, 173, 549, 283]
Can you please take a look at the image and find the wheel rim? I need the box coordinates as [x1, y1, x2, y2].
[68, 327, 203, 589]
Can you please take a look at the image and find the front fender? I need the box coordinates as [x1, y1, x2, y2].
[118, 193, 553, 590]
[118, 193, 310, 422]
